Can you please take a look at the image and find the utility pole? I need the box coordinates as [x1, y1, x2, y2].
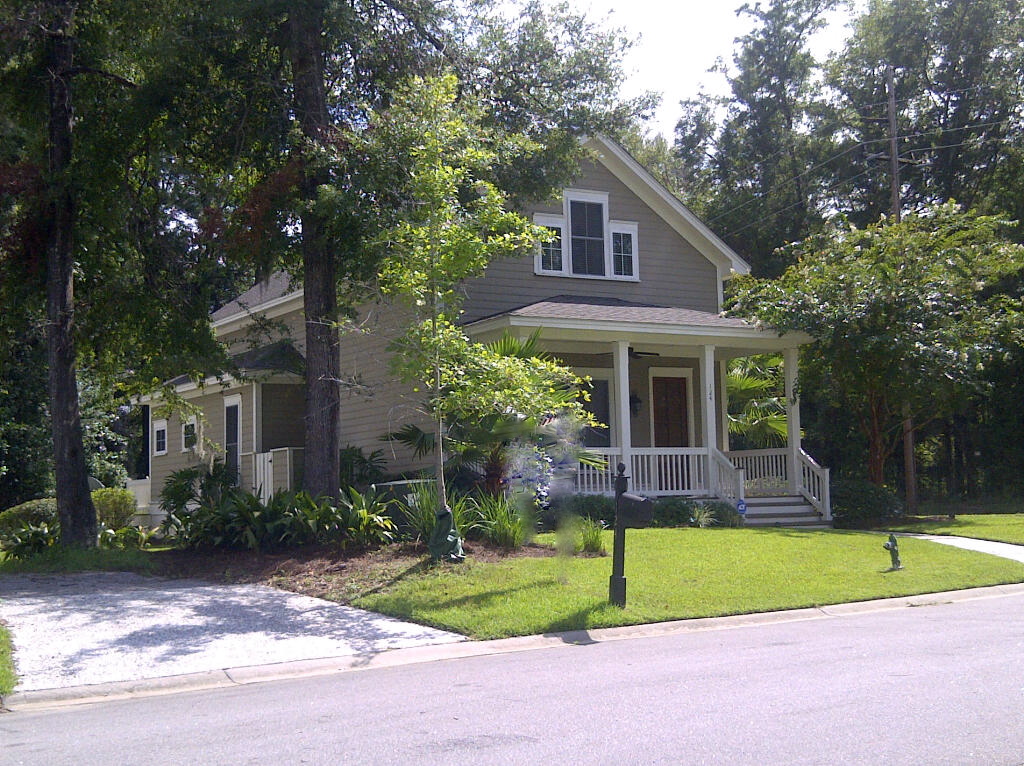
[886, 64, 919, 515]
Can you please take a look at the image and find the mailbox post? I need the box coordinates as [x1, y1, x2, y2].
[609, 462, 653, 607]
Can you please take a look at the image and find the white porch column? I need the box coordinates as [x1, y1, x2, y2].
[717, 358, 730, 452]
[784, 346, 802, 494]
[699, 344, 718, 491]
[613, 340, 632, 479]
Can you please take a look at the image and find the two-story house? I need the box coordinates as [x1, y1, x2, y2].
[130, 136, 830, 526]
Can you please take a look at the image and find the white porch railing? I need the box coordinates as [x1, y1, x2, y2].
[575, 448, 622, 494]
[712, 448, 745, 505]
[726, 447, 831, 520]
[726, 449, 790, 494]
[799, 449, 831, 521]
[576, 447, 710, 496]
[632, 448, 709, 496]
[576, 446, 830, 519]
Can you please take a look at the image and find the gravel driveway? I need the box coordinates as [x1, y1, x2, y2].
[0, 572, 463, 693]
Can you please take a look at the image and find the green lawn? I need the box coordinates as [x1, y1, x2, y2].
[887, 513, 1024, 545]
[353, 528, 1024, 639]
[0, 622, 14, 697]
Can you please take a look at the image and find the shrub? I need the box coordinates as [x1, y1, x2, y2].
[91, 488, 137, 530]
[706, 500, 745, 528]
[159, 460, 236, 518]
[546, 493, 616, 527]
[337, 488, 397, 548]
[651, 496, 696, 528]
[690, 503, 717, 528]
[831, 478, 903, 529]
[0, 498, 58, 535]
[97, 524, 158, 550]
[339, 445, 387, 491]
[467, 493, 530, 549]
[1, 522, 59, 560]
[578, 516, 606, 554]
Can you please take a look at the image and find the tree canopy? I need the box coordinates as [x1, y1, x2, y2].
[729, 203, 1024, 485]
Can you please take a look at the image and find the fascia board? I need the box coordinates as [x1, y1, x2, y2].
[586, 136, 751, 278]
[212, 291, 305, 336]
[137, 372, 302, 404]
[467, 313, 811, 349]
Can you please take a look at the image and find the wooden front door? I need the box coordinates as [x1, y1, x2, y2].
[652, 376, 689, 447]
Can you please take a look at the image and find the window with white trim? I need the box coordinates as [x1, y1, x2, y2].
[153, 419, 168, 457]
[182, 417, 197, 452]
[534, 190, 639, 280]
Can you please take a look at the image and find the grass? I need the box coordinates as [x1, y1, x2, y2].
[0, 621, 14, 697]
[0, 546, 157, 575]
[886, 513, 1024, 545]
[352, 527, 1024, 639]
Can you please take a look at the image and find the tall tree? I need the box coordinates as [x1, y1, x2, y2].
[375, 76, 593, 508]
[673, 0, 837, 276]
[824, 0, 1024, 229]
[729, 204, 1024, 485]
[158, 0, 646, 501]
[1, 1, 241, 538]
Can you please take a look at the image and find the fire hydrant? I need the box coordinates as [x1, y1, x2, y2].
[883, 533, 902, 570]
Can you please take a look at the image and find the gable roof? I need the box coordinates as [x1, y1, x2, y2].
[584, 136, 750, 278]
[475, 295, 752, 330]
[209, 136, 751, 326]
[211, 272, 298, 324]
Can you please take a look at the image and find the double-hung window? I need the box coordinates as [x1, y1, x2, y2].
[153, 419, 168, 457]
[534, 190, 639, 280]
[182, 417, 197, 452]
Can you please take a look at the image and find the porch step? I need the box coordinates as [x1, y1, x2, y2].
[742, 495, 830, 529]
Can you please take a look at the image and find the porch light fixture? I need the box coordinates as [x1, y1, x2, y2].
[629, 392, 642, 417]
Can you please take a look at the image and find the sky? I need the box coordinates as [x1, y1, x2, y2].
[561, 0, 863, 138]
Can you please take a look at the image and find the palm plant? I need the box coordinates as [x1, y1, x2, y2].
[726, 354, 789, 448]
[387, 331, 601, 496]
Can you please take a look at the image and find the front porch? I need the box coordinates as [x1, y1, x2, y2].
[467, 296, 831, 525]
[576, 446, 831, 523]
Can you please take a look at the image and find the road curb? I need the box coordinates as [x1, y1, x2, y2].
[7, 580, 1024, 712]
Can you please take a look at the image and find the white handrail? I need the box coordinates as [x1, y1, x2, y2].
[711, 448, 745, 505]
[798, 449, 831, 520]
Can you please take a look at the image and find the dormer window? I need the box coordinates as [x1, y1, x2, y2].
[534, 190, 639, 281]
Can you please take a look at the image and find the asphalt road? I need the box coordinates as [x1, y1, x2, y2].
[3, 590, 1024, 765]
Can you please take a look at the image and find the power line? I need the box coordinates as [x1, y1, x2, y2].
[704, 117, 1018, 226]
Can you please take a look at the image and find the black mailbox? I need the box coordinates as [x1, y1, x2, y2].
[618, 492, 653, 528]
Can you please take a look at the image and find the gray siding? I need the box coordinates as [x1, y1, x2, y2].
[219, 308, 305, 356]
[338, 302, 431, 476]
[462, 160, 720, 323]
[148, 385, 254, 498]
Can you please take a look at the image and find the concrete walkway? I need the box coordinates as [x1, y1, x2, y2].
[897, 533, 1024, 563]
[0, 572, 462, 701]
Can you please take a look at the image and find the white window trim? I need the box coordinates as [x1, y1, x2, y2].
[610, 220, 639, 278]
[153, 418, 168, 457]
[647, 368, 696, 448]
[533, 213, 565, 275]
[577, 367, 617, 447]
[533, 189, 640, 282]
[181, 416, 198, 453]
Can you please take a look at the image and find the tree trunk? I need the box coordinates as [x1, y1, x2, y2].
[46, 1, 97, 547]
[288, 1, 341, 501]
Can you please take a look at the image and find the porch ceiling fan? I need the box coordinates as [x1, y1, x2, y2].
[629, 348, 660, 359]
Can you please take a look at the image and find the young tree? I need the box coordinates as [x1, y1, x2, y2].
[729, 203, 1024, 486]
[375, 76, 593, 509]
